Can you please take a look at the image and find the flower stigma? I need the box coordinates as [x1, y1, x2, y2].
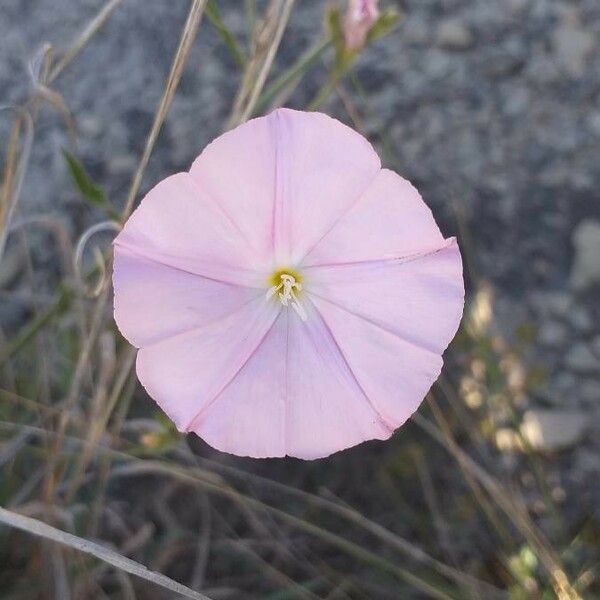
[266, 269, 307, 321]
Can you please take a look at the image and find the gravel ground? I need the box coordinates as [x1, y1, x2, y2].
[1, 0, 600, 504]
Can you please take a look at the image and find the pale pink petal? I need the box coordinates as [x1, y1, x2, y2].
[192, 312, 289, 458]
[190, 109, 380, 267]
[113, 108, 465, 460]
[193, 304, 392, 459]
[305, 240, 464, 355]
[269, 109, 381, 265]
[301, 241, 463, 428]
[303, 169, 445, 266]
[113, 246, 261, 348]
[136, 298, 280, 432]
[190, 115, 277, 264]
[115, 172, 264, 287]
[284, 304, 393, 459]
[309, 293, 445, 428]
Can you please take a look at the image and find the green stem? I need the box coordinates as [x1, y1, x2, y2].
[308, 65, 347, 110]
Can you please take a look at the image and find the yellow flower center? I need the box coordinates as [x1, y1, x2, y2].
[266, 268, 307, 321]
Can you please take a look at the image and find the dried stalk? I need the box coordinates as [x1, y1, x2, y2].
[0, 506, 212, 600]
[228, 0, 295, 128]
[122, 0, 207, 219]
[413, 408, 581, 600]
[49, 0, 124, 83]
[0, 109, 33, 261]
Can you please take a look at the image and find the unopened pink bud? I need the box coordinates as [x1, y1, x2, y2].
[343, 0, 380, 50]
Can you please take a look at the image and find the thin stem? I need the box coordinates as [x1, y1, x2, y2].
[255, 37, 332, 115]
[122, 0, 207, 220]
[49, 0, 124, 82]
[0, 506, 213, 600]
[228, 0, 295, 128]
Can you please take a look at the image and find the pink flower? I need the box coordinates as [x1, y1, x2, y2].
[113, 109, 464, 459]
[343, 0, 380, 50]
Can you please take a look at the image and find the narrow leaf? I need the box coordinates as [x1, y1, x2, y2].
[205, 0, 246, 68]
[62, 149, 119, 219]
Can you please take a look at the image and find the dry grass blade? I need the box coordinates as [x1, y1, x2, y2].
[41, 0, 207, 504]
[42, 286, 111, 502]
[228, 0, 295, 128]
[188, 452, 503, 597]
[111, 461, 463, 600]
[0, 109, 33, 261]
[413, 410, 582, 600]
[49, 0, 124, 82]
[1, 0, 122, 256]
[65, 344, 135, 502]
[122, 0, 207, 219]
[0, 506, 213, 600]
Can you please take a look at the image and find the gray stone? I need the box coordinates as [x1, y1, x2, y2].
[579, 380, 600, 404]
[530, 291, 571, 317]
[588, 111, 600, 136]
[570, 220, 600, 290]
[565, 343, 600, 374]
[508, 0, 529, 12]
[521, 409, 588, 451]
[569, 307, 594, 335]
[404, 15, 430, 44]
[554, 371, 577, 392]
[108, 154, 137, 176]
[436, 19, 475, 51]
[553, 19, 594, 77]
[538, 321, 568, 347]
[576, 449, 600, 473]
[78, 114, 104, 138]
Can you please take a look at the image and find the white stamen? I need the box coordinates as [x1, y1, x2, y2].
[266, 274, 307, 321]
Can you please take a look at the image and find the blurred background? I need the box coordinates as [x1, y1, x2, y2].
[0, 1, 599, 598]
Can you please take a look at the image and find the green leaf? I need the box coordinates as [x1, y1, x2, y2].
[62, 149, 118, 219]
[206, 0, 246, 68]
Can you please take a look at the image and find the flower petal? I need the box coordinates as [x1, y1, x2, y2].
[308, 293, 446, 429]
[190, 115, 277, 264]
[189, 109, 381, 267]
[269, 109, 381, 265]
[284, 305, 393, 459]
[115, 172, 263, 287]
[306, 240, 464, 355]
[193, 303, 393, 459]
[192, 312, 289, 458]
[302, 169, 445, 266]
[113, 246, 261, 347]
[303, 241, 463, 429]
[136, 297, 280, 432]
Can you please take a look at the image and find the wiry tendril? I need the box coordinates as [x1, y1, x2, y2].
[74, 221, 121, 298]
